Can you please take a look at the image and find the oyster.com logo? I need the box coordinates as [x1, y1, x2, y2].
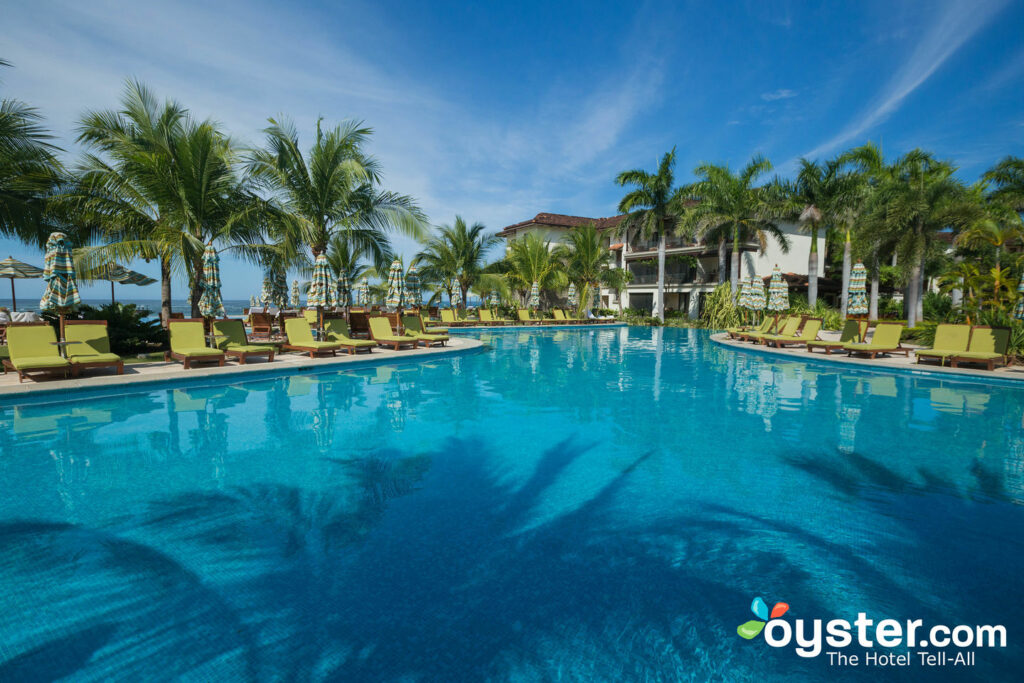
[737, 596, 789, 640]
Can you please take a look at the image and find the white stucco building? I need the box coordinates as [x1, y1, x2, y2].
[498, 212, 826, 318]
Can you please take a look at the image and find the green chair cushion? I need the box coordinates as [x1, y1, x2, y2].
[169, 321, 208, 352]
[68, 352, 121, 364]
[12, 356, 70, 369]
[6, 325, 62, 361]
[296, 340, 342, 350]
[807, 339, 843, 347]
[64, 324, 112, 355]
[176, 347, 224, 357]
[951, 351, 1003, 360]
[410, 332, 449, 342]
[225, 343, 275, 353]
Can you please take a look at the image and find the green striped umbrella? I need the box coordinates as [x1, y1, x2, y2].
[405, 266, 420, 308]
[567, 282, 578, 307]
[290, 280, 300, 308]
[385, 259, 404, 310]
[451, 285, 462, 308]
[250, 295, 256, 307]
[89, 263, 157, 305]
[358, 278, 371, 306]
[528, 281, 539, 309]
[335, 270, 351, 307]
[273, 269, 288, 307]
[488, 289, 500, 307]
[39, 232, 81, 323]
[306, 253, 332, 307]
[198, 245, 225, 318]
[749, 276, 766, 312]
[848, 262, 868, 316]
[1015, 278, 1024, 321]
[737, 277, 752, 309]
[766, 265, 789, 311]
[0, 256, 43, 310]
[260, 275, 273, 306]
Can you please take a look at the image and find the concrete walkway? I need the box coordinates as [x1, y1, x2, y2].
[0, 336, 484, 398]
[711, 332, 1024, 383]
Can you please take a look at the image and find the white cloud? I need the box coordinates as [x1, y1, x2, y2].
[760, 89, 797, 101]
[803, 0, 1009, 159]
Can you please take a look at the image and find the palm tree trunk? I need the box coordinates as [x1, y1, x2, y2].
[730, 230, 741, 295]
[160, 256, 172, 328]
[654, 230, 666, 319]
[907, 260, 922, 328]
[917, 261, 925, 323]
[807, 225, 819, 308]
[840, 229, 852, 318]
[718, 237, 727, 284]
[869, 254, 880, 320]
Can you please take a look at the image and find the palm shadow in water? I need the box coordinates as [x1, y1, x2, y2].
[3, 437, 979, 681]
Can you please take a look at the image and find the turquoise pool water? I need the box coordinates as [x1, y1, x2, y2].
[0, 327, 1021, 680]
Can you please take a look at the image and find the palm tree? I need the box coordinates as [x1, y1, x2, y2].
[503, 232, 566, 306]
[68, 81, 266, 319]
[857, 149, 981, 327]
[603, 267, 634, 313]
[785, 158, 856, 308]
[0, 59, 63, 246]
[249, 118, 426, 261]
[416, 216, 499, 308]
[682, 154, 789, 295]
[616, 149, 687, 319]
[984, 156, 1024, 211]
[553, 223, 611, 314]
[324, 232, 388, 294]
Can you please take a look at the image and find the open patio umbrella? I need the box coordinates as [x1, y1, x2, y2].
[405, 266, 420, 308]
[0, 256, 43, 311]
[1016, 278, 1024, 321]
[91, 263, 157, 305]
[848, 262, 869, 316]
[766, 265, 789, 312]
[528, 281, 539, 309]
[290, 280, 300, 308]
[385, 259, 404, 311]
[39, 232, 81, 336]
[198, 245, 225, 319]
[567, 282, 578, 308]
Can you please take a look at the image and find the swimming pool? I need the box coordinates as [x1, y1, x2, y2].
[1, 327, 1021, 680]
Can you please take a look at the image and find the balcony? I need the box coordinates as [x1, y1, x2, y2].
[627, 237, 696, 253]
[628, 270, 709, 286]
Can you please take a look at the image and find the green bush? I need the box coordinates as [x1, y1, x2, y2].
[699, 282, 740, 330]
[786, 294, 843, 331]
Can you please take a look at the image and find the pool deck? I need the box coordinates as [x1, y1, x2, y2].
[0, 336, 484, 398]
[711, 332, 1024, 383]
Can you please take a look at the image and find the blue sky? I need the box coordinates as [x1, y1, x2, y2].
[1, 0, 1022, 302]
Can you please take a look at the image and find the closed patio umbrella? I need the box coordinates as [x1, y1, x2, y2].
[385, 259, 404, 311]
[405, 266, 420, 308]
[1016, 278, 1024, 321]
[766, 265, 789, 312]
[39, 232, 81, 336]
[250, 295, 256, 308]
[336, 271, 351, 308]
[358, 278, 371, 307]
[749, 276, 766, 313]
[290, 280, 300, 308]
[198, 245, 225, 319]
[848, 262, 868, 316]
[488, 289, 499, 307]
[737, 277, 752, 309]
[528, 281, 539, 309]
[0, 256, 43, 311]
[451, 285, 462, 308]
[567, 282, 578, 308]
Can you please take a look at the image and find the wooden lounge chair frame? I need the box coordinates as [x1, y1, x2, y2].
[63, 319, 125, 375]
[212, 319, 276, 364]
[948, 326, 1010, 371]
[369, 316, 418, 350]
[1, 322, 72, 382]
[844, 322, 909, 359]
[281, 318, 341, 358]
[166, 318, 226, 369]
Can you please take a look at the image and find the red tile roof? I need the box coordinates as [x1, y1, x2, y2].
[497, 212, 626, 238]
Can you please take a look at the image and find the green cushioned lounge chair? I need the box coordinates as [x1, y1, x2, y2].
[517, 309, 537, 324]
[949, 326, 1010, 371]
[728, 317, 770, 339]
[212, 319, 276, 364]
[551, 309, 570, 324]
[64, 320, 124, 376]
[914, 323, 971, 366]
[478, 309, 504, 326]
[764, 318, 823, 348]
[748, 316, 798, 343]
[282, 318, 343, 357]
[844, 322, 908, 359]
[738, 316, 784, 342]
[807, 319, 866, 354]
[167, 319, 226, 369]
[440, 309, 470, 327]
[417, 314, 448, 334]
[324, 318, 377, 354]
[402, 315, 449, 347]
[2, 323, 71, 382]
[369, 316, 417, 350]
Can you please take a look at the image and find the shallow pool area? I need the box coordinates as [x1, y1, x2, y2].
[1, 326, 1021, 680]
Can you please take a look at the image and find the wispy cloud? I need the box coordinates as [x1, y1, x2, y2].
[803, 0, 1009, 159]
[761, 89, 797, 101]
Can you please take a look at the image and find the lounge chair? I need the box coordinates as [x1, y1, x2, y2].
[478, 309, 505, 326]
[807, 319, 867, 354]
[738, 316, 785, 342]
[167, 319, 226, 369]
[402, 315, 449, 347]
[551, 309, 573, 324]
[282, 318, 343, 357]
[752, 316, 799, 343]
[727, 317, 771, 339]
[249, 312, 275, 339]
[517, 309, 539, 325]
[2, 322, 71, 382]
[63, 320, 124, 375]
[369, 316, 418, 350]
[303, 309, 319, 326]
[949, 326, 1010, 371]
[211, 319, 276, 364]
[764, 318, 823, 348]
[440, 309, 470, 327]
[844, 322, 908, 359]
[324, 318, 377, 354]
[914, 323, 971, 366]
[416, 314, 448, 334]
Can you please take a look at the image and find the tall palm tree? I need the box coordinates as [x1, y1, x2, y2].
[68, 81, 266, 319]
[616, 149, 688, 319]
[682, 154, 789, 295]
[503, 232, 566, 306]
[248, 118, 426, 260]
[0, 59, 63, 246]
[553, 223, 611, 314]
[984, 156, 1024, 211]
[324, 232, 389, 294]
[415, 216, 499, 307]
[785, 158, 857, 308]
[857, 149, 981, 327]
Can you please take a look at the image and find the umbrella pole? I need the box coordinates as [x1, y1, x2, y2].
[9, 277, 15, 312]
[111, 281, 115, 306]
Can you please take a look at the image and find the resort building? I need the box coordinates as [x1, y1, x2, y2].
[498, 212, 826, 317]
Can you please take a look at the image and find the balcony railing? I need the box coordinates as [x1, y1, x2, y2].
[628, 271, 708, 286]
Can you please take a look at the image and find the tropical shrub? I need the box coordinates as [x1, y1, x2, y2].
[699, 282, 740, 330]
